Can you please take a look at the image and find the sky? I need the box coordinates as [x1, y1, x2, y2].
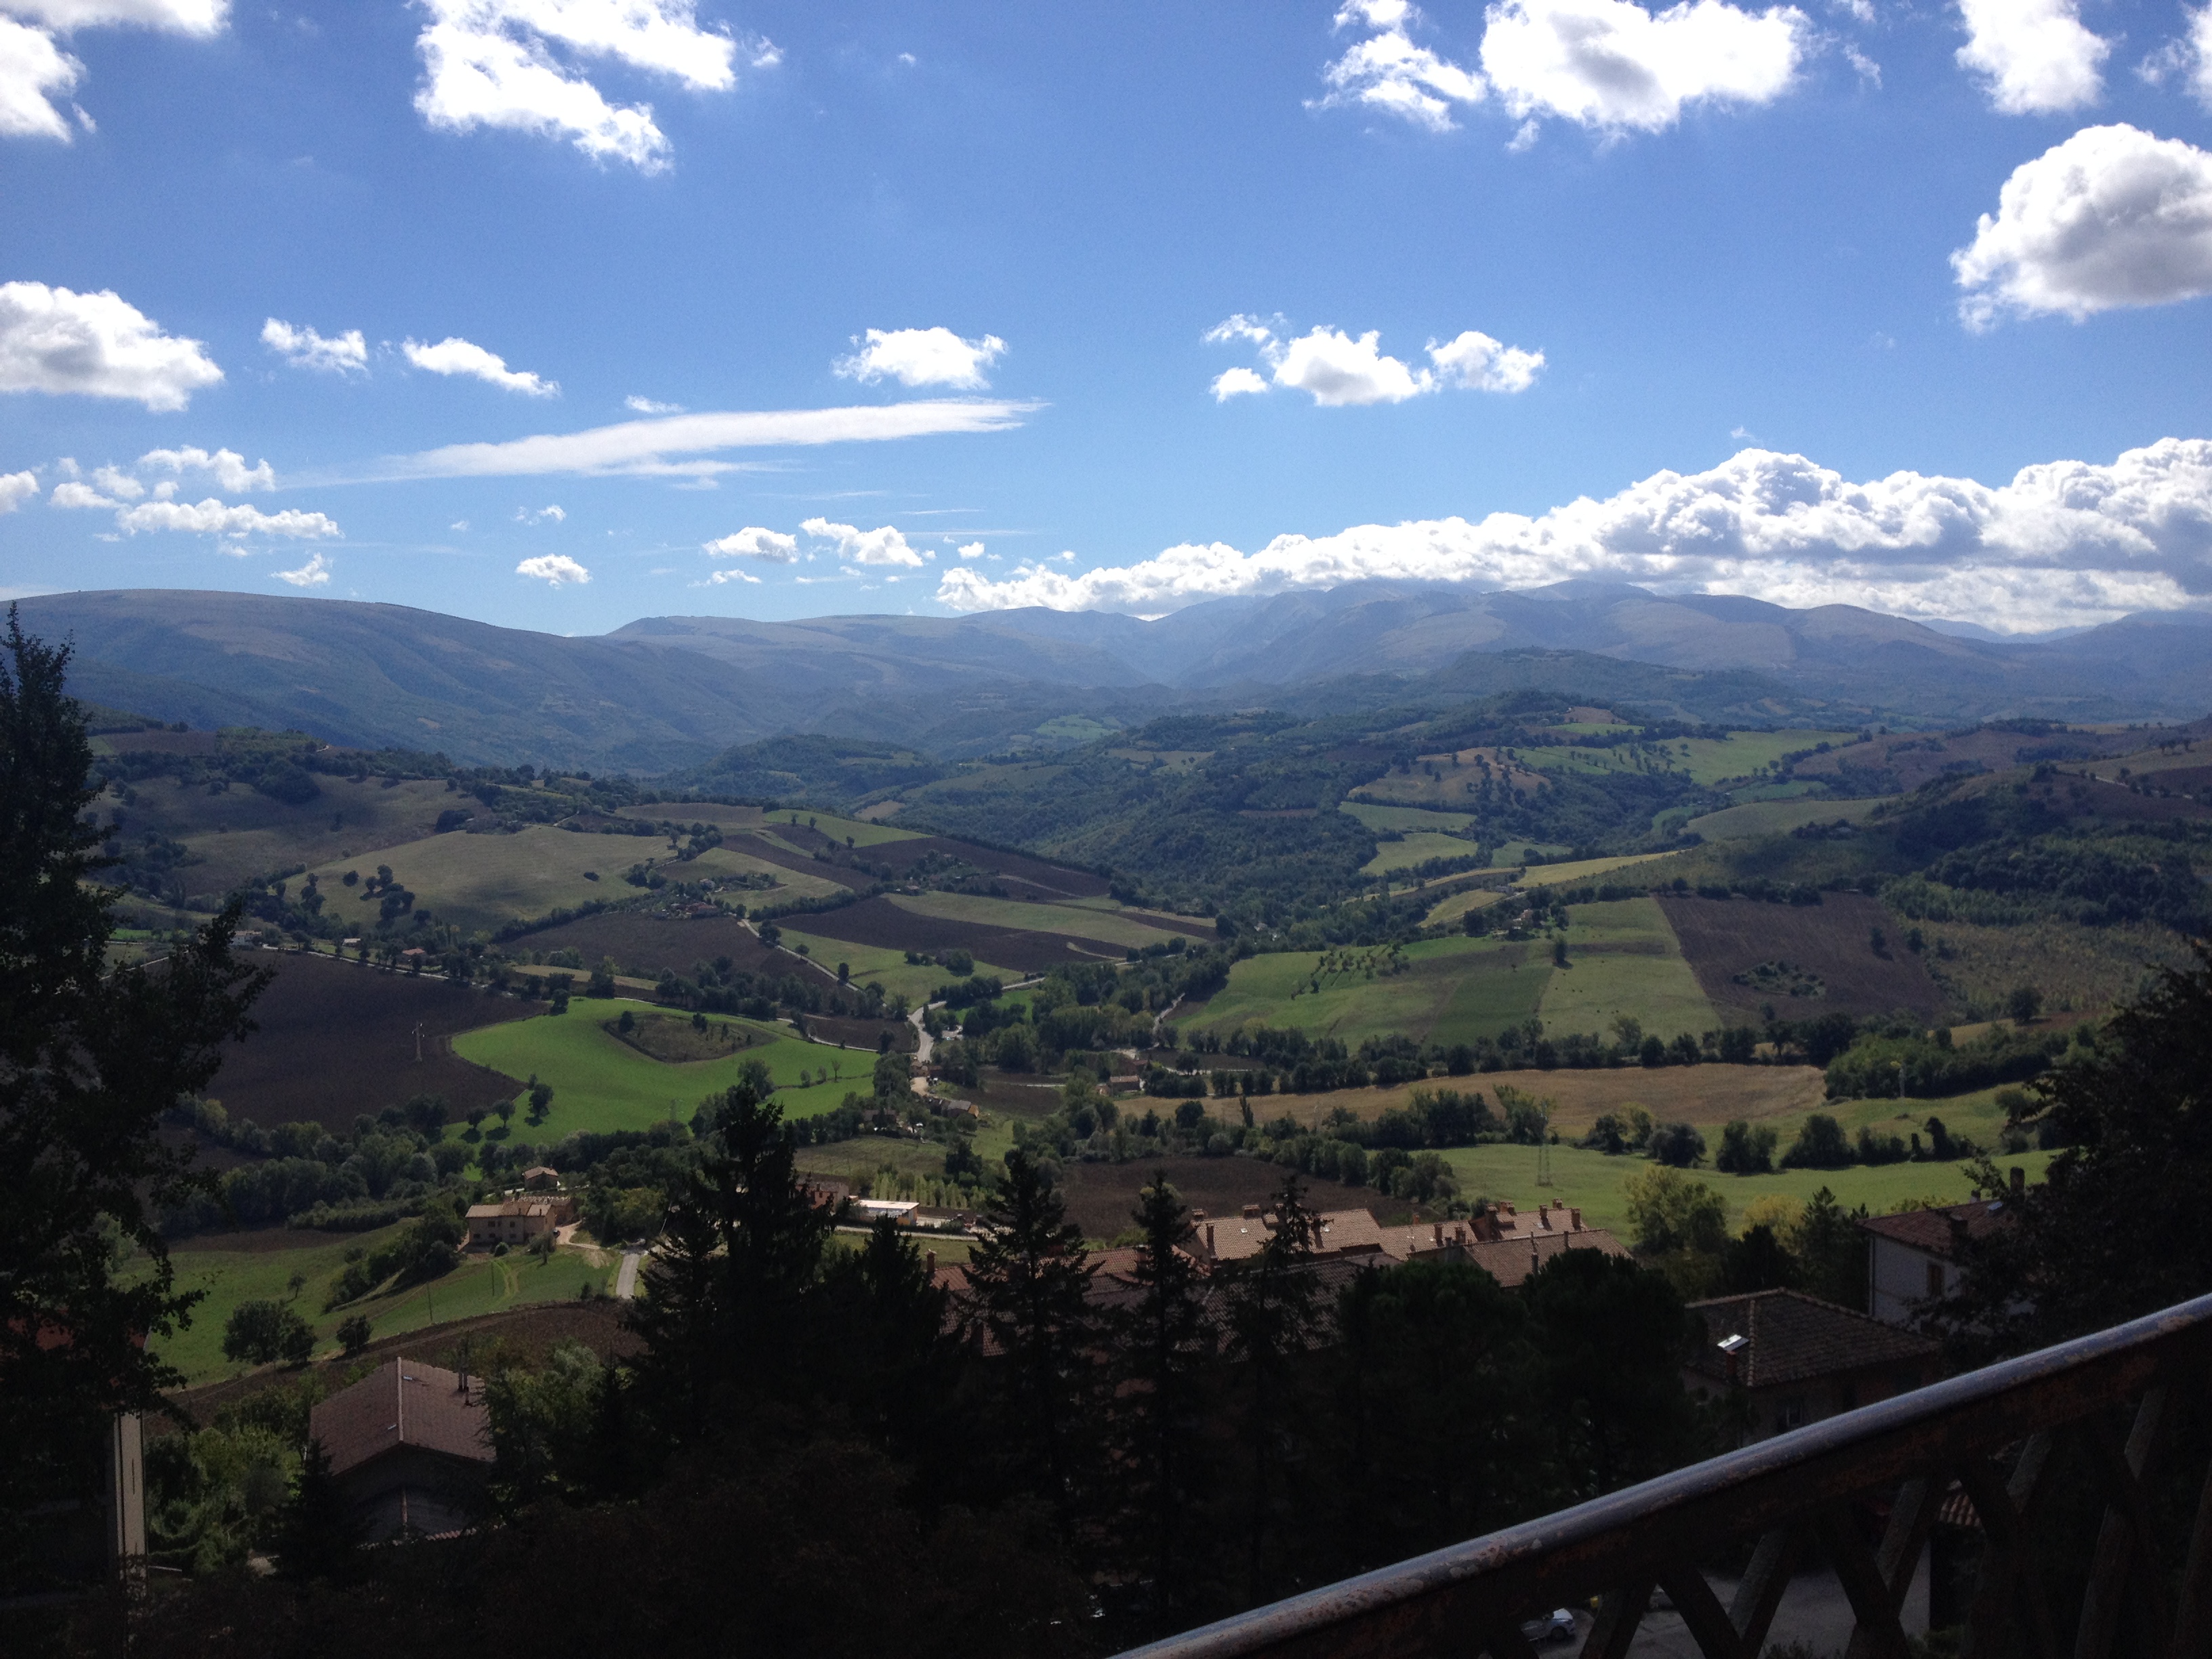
[4, 0, 2212, 637]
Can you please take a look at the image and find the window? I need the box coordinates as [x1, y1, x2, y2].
[1778, 1396, 1809, 1430]
[1926, 1261, 1946, 1299]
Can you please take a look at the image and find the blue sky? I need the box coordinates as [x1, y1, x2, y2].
[4, 0, 2212, 635]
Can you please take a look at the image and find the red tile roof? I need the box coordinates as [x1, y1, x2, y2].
[1858, 1199, 2012, 1260]
[308, 1357, 493, 1479]
[1685, 1290, 1939, 1390]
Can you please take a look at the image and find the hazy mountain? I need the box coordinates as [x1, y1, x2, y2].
[22, 583, 2212, 775]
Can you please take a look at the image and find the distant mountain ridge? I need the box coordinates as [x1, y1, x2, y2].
[20, 582, 2212, 773]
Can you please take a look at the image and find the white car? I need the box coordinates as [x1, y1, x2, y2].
[1517, 1608, 1576, 1643]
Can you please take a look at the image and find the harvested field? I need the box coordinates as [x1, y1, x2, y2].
[860, 836, 1111, 899]
[1271, 1062, 1830, 1139]
[1054, 1155, 1376, 1242]
[791, 895, 1105, 973]
[806, 1012, 918, 1052]
[1659, 893, 1950, 1021]
[891, 890, 1195, 948]
[718, 830, 870, 889]
[512, 908, 785, 979]
[207, 951, 537, 1133]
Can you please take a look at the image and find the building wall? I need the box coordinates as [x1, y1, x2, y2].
[335, 1446, 489, 1543]
[1870, 1236, 1950, 1326]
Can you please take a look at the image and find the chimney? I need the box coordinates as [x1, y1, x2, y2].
[1569, 1207, 1582, 1231]
[2009, 1166, 2026, 1199]
[1242, 1204, 1261, 1219]
[457, 1366, 470, 1400]
[1539, 1205, 1553, 1231]
[1433, 1223, 1443, 1248]
[925, 1250, 936, 1275]
[1206, 1223, 1216, 1252]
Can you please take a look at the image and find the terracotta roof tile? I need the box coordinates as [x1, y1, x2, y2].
[308, 1357, 493, 1479]
[1685, 1290, 1939, 1390]
[1858, 1200, 2011, 1260]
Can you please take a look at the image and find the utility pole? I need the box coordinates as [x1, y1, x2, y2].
[413, 1021, 425, 1063]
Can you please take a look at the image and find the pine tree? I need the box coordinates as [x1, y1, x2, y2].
[960, 1147, 1099, 1535]
[1108, 1172, 1210, 1626]
[276, 1437, 363, 1580]
[1221, 1172, 1322, 1603]
[0, 609, 267, 1550]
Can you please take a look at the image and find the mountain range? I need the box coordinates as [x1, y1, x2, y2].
[19, 582, 2208, 773]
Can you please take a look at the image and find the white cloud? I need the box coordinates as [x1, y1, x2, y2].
[262, 317, 367, 373]
[956, 541, 984, 560]
[934, 438, 2212, 635]
[368, 398, 1036, 481]
[1313, 1, 1486, 133]
[403, 334, 557, 396]
[1957, 0, 2108, 115]
[4, 3, 226, 30]
[801, 517, 924, 567]
[1210, 365, 1271, 401]
[703, 525, 797, 560]
[0, 16, 79, 139]
[272, 549, 331, 587]
[625, 393, 682, 413]
[834, 326, 1006, 390]
[414, 0, 771, 174]
[1479, 0, 1807, 135]
[140, 445, 274, 491]
[1953, 125, 2212, 329]
[515, 502, 565, 524]
[1206, 316, 1542, 404]
[117, 497, 340, 538]
[0, 5, 226, 143]
[89, 463, 142, 499]
[516, 552, 590, 585]
[49, 479, 114, 508]
[0, 469, 35, 512]
[2137, 6, 2212, 105]
[0, 281, 222, 410]
[703, 566, 760, 584]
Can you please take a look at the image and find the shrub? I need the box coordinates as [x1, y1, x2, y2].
[1647, 1122, 1706, 1168]
[1714, 1120, 1778, 1174]
[1780, 1113, 1854, 1170]
[222, 1300, 314, 1366]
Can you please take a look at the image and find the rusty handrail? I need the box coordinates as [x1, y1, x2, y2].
[1116, 1292, 2212, 1659]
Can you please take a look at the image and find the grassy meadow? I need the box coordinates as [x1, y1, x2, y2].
[452, 997, 877, 1136]
[1685, 795, 1891, 841]
[1183, 935, 1551, 1049]
[886, 890, 1194, 950]
[155, 1227, 616, 1385]
[1538, 897, 1715, 1041]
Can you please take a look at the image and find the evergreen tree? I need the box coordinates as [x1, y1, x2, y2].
[0, 610, 267, 1559]
[276, 1437, 363, 1580]
[960, 1147, 1099, 1536]
[1107, 1172, 1210, 1624]
[1219, 1173, 1322, 1603]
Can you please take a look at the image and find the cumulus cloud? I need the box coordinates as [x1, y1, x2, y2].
[1313, 1, 1486, 133]
[140, 445, 274, 491]
[801, 517, 924, 567]
[703, 566, 761, 584]
[49, 479, 116, 509]
[272, 549, 331, 587]
[117, 498, 339, 539]
[1953, 125, 2212, 329]
[515, 503, 565, 523]
[1479, 0, 1806, 136]
[834, 327, 1006, 390]
[1957, 0, 2108, 115]
[934, 438, 2212, 635]
[404, 334, 557, 396]
[365, 398, 1036, 482]
[516, 552, 590, 586]
[414, 0, 772, 174]
[626, 393, 682, 413]
[0, 16, 80, 139]
[703, 526, 797, 560]
[1206, 314, 1542, 405]
[0, 4, 226, 142]
[89, 463, 142, 498]
[262, 317, 367, 373]
[956, 541, 985, 560]
[0, 282, 222, 410]
[0, 468, 36, 512]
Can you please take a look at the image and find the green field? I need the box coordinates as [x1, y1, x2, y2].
[304, 825, 842, 935]
[1514, 851, 1679, 889]
[775, 931, 1022, 1004]
[155, 1227, 616, 1385]
[1510, 731, 1861, 788]
[1340, 802, 1478, 834]
[1364, 832, 1483, 876]
[1184, 935, 1551, 1048]
[1686, 795, 1892, 841]
[887, 890, 1193, 949]
[1441, 1141, 2055, 1236]
[452, 997, 872, 1136]
[1538, 897, 1715, 1041]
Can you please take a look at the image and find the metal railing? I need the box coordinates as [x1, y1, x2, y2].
[1117, 1293, 2212, 1659]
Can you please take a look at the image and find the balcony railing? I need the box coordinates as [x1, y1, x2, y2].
[1116, 1292, 2212, 1659]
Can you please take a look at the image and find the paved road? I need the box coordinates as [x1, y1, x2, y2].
[615, 1251, 641, 1300]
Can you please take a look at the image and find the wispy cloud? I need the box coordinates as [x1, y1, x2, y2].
[348, 399, 1039, 482]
